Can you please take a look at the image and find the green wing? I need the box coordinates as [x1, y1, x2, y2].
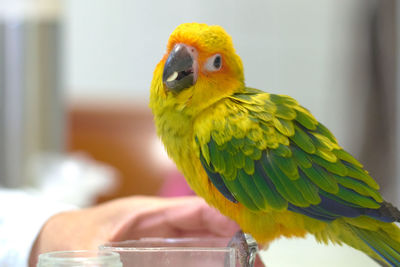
[195, 88, 393, 222]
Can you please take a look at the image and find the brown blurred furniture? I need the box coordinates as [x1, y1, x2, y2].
[67, 100, 166, 203]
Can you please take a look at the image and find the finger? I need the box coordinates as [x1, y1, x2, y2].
[199, 201, 240, 237]
[108, 196, 211, 240]
[107, 196, 238, 241]
[163, 197, 239, 236]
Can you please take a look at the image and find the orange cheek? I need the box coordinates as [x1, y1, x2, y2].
[194, 72, 240, 105]
[197, 64, 233, 87]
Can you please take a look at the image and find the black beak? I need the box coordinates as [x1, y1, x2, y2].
[163, 44, 196, 93]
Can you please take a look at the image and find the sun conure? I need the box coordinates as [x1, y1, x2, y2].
[149, 22, 400, 266]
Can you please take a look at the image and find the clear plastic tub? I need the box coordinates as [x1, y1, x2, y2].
[99, 238, 236, 267]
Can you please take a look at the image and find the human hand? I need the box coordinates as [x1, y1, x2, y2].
[29, 196, 240, 266]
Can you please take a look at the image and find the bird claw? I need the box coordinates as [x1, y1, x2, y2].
[244, 233, 258, 267]
[227, 230, 259, 267]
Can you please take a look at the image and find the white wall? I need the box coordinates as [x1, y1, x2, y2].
[62, 0, 375, 156]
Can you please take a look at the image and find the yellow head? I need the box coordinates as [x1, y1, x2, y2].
[150, 23, 244, 116]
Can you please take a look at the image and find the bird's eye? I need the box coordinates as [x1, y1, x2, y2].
[204, 54, 222, 72]
[213, 55, 221, 69]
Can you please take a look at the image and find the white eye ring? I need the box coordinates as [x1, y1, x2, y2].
[204, 54, 222, 72]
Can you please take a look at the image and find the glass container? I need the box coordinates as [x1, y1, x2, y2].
[100, 238, 236, 267]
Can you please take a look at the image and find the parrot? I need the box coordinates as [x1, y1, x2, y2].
[149, 22, 400, 266]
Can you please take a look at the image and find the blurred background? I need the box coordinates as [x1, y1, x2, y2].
[0, 0, 399, 224]
[0, 0, 399, 266]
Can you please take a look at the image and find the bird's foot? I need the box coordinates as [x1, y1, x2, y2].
[227, 230, 259, 267]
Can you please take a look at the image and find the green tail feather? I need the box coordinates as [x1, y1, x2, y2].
[334, 220, 400, 266]
[314, 218, 400, 266]
[350, 226, 400, 266]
